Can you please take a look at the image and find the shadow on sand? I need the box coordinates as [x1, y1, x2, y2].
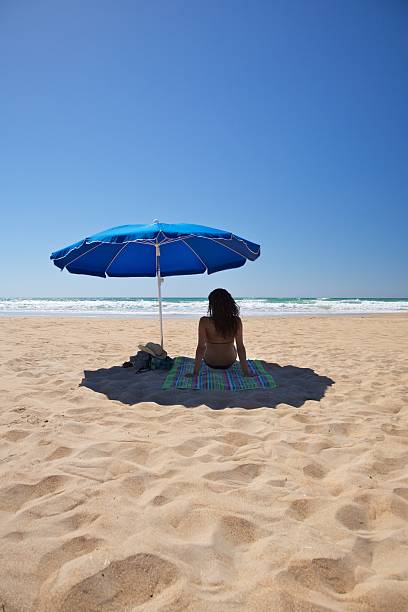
[80, 359, 334, 410]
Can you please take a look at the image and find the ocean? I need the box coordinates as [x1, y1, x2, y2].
[0, 297, 407, 317]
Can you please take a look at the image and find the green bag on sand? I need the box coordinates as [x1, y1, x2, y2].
[150, 355, 174, 370]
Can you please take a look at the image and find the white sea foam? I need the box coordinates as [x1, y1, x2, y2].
[0, 297, 407, 317]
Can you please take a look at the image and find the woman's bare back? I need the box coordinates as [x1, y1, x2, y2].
[191, 291, 249, 376]
[202, 316, 237, 367]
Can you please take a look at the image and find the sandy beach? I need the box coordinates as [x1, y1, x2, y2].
[1, 314, 407, 611]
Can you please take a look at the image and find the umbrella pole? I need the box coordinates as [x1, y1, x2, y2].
[156, 244, 164, 348]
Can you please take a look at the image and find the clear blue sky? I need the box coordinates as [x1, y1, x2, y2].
[1, 0, 407, 297]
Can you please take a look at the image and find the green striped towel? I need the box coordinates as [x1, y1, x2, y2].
[162, 357, 277, 391]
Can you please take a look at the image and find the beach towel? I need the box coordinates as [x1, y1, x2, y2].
[162, 357, 277, 391]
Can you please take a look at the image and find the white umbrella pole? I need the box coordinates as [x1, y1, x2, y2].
[156, 243, 164, 348]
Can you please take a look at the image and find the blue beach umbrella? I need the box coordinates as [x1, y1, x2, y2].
[50, 221, 260, 346]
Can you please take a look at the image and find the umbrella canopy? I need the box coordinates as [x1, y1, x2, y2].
[51, 221, 261, 346]
[50, 222, 260, 277]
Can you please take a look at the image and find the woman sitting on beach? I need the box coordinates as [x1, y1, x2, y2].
[190, 288, 251, 377]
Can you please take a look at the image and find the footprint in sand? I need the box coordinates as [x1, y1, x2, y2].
[204, 463, 261, 486]
[2, 429, 30, 442]
[219, 431, 261, 448]
[40, 536, 102, 578]
[303, 462, 327, 479]
[121, 474, 155, 497]
[173, 437, 210, 457]
[151, 494, 168, 506]
[118, 445, 151, 465]
[354, 492, 408, 525]
[291, 413, 311, 424]
[266, 478, 287, 487]
[57, 553, 179, 611]
[351, 581, 408, 611]
[287, 498, 324, 520]
[171, 507, 216, 537]
[58, 511, 100, 532]
[277, 556, 357, 595]
[370, 454, 408, 476]
[217, 515, 259, 546]
[45, 446, 73, 461]
[0, 475, 67, 512]
[3, 530, 26, 542]
[335, 504, 369, 531]
[381, 424, 408, 438]
[148, 481, 193, 508]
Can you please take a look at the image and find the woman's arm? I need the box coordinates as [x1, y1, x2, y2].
[192, 317, 207, 375]
[236, 318, 250, 376]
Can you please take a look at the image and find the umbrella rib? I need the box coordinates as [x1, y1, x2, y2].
[181, 240, 208, 272]
[204, 237, 247, 260]
[52, 241, 88, 261]
[160, 233, 230, 245]
[232, 236, 260, 256]
[162, 234, 259, 256]
[62, 243, 103, 268]
[159, 236, 195, 246]
[104, 243, 128, 275]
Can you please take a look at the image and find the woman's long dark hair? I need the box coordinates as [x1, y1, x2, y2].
[208, 288, 240, 338]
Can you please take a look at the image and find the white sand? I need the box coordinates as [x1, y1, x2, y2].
[0, 315, 407, 611]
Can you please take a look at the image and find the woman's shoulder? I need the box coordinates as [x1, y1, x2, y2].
[235, 316, 243, 332]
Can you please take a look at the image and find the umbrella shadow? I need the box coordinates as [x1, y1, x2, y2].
[80, 359, 334, 410]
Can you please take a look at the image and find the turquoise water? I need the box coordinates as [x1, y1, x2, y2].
[0, 297, 407, 316]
